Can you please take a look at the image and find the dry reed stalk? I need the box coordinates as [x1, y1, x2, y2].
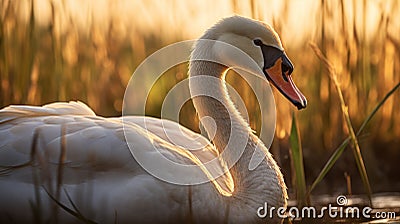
[310, 42, 372, 204]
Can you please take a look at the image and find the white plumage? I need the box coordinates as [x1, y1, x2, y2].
[0, 102, 222, 223]
[0, 16, 305, 223]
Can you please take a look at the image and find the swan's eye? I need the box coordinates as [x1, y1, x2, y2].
[253, 39, 263, 46]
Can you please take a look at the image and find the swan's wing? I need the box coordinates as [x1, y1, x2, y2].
[0, 101, 95, 123]
[0, 102, 233, 222]
[0, 102, 188, 222]
[0, 102, 189, 171]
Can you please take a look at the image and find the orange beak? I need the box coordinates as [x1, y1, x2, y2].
[264, 57, 307, 110]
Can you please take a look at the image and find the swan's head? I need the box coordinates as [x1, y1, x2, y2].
[197, 15, 307, 110]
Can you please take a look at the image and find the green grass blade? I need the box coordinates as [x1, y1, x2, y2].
[356, 82, 400, 136]
[289, 112, 307, 206]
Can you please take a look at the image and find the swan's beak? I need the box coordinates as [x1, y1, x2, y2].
[264, 57, 307, 110]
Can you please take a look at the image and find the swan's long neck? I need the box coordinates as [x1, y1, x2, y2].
[189, 46, 287, 213]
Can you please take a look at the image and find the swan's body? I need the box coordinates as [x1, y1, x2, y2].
[0, 16, 306, 223]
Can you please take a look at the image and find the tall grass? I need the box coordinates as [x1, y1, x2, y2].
[0, 0, 399, 197]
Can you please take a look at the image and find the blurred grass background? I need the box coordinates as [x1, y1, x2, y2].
[0, 0, 399, 196]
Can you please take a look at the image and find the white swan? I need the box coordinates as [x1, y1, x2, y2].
[0, 16, 306, 223]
